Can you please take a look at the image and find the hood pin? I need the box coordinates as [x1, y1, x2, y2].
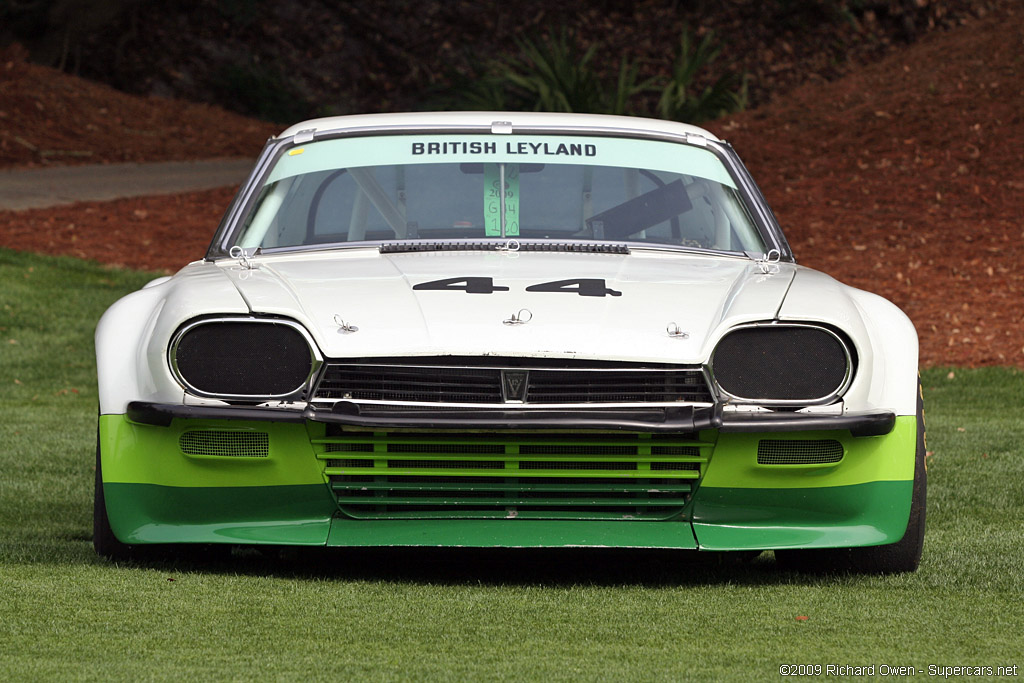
[755, 248, 782, 275]
[229, 245, 258, 271]
[503, 309, 533, 326]
[334, 315, 359, 333]
[666, 322, 689, 339]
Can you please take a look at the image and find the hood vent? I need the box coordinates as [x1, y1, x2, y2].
[380, 240, 630, 254]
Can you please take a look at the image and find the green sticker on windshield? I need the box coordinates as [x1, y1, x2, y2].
[484, 163, 520, 237]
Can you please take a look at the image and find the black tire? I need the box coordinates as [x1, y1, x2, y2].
[93, 433, 134, 561]
[776, 381, 927, 574]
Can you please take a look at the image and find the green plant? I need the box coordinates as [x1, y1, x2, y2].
[609, 56, 650, 117]
[453, 30, 651, 115]
[656, 28, 748, 124]
[501, 30, 604, 113]
[441, 26, 744, 124]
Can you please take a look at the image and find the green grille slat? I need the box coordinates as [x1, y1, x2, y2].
[325, 466, 699, 479]
[331, 481, 692, 494]
[320, 452, 706, 463]
[334, 496, 688, 507]
[313, 436, 712, 448]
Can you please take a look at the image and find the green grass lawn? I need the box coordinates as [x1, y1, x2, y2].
[1, 247, 1022, 681]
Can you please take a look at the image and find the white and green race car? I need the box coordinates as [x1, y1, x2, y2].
[95, 112, 925, 572]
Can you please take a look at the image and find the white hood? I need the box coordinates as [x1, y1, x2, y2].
[219, 248, 795, 364]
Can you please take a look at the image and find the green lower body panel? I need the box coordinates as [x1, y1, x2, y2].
[691, 481, 913, 550]
[327, 518, 698, 548]
[103, 482, 335, 545]
[98, 412, 917, 551]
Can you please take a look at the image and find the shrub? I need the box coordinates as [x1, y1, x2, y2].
[443, 30, 651, 116]
[441, 26, 745, 124]
[656, 27, 748, 124]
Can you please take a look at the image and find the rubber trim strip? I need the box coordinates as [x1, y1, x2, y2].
[716, 410, 895, 438]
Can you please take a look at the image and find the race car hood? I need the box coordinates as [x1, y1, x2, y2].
[219, 248, 796, 364]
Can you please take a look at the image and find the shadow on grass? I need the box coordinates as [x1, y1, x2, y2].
[109, 545, 862, 588]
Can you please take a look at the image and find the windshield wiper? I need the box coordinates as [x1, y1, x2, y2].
[380, 240, 630, 254]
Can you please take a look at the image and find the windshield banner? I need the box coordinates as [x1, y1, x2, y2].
[268, 134, 736, 188]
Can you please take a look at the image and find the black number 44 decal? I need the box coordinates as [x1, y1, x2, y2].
[412, 277, 510, 294]
[413, 277, 621, 297]
[525, 279, 622, 297]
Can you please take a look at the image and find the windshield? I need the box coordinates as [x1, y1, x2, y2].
[234, 134, 766, 253]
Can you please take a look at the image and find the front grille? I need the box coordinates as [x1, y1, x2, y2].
[524, 369, 708, 403]
[313, 430, 709, 521]
[313, 357, 712, 405]
[316, 364, 502, 403]
[757, 439, 844, 465]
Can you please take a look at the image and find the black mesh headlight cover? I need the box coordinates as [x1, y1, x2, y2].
[711, 324, 852, 403]
[171, 319, 316, 399]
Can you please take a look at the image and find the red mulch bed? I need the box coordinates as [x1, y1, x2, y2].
[0, 188, 237, 269]
[1, 6, 1021, 367]
[0, 44, 278, 167]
